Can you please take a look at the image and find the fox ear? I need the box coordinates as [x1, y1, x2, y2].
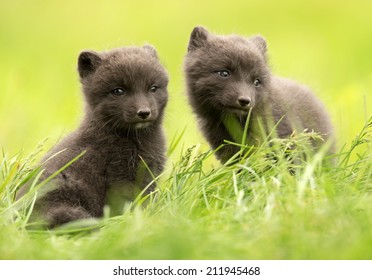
[78, 51, 102, 78]
[188, 26, 209, 52]
[142, 44, 158, 59]
[250, 35, 267, 56]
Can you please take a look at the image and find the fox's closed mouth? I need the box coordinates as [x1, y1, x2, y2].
[133, 121, 153, 129]
[224, 106, 250, 114]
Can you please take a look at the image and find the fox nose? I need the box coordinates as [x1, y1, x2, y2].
[238, 97, 251, 107]
[137, 109, 151, 119]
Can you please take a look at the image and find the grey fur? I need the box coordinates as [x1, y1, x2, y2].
[184, 26, 334, 163]
[18, 45, 169, 227]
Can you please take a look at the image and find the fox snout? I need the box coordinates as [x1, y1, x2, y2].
[237, 96, 251, 108]
[235, 91, 255, 110]
[232, 82, 256, 110]
[136, 108, 151, 120]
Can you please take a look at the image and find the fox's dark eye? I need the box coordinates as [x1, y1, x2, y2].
[112, 88, 125, 96]
[149, 85, 159, 93]
[253, 78, 261, 87]
[217, 70, 231, 78]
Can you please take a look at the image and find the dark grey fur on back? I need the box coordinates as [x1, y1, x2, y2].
[18, 45, 169, 227]
[184, 26, 334, 163]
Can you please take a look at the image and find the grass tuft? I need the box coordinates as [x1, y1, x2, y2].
[0, 117, 371, 259]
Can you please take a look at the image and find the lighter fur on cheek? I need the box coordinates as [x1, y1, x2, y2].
[134, 122, 152, 129]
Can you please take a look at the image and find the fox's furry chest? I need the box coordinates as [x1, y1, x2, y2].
[102, 142, 138, 182]
[100, 133, 164, 214]
[96, 136, 155, 184]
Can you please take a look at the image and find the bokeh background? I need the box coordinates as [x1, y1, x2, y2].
[1, 0, 371, 161]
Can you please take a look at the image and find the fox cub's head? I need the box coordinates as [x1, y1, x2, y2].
[78, 46, 168, 130]
[184, 26, 271, 116]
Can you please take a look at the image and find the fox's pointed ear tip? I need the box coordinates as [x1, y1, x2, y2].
[78, 50, 100, 62]
[192, 25, 207, 31]
[77, 50, 102, 78]
[191, 26, 209, 36]
[255, 35, 266, 42]
[188, 26, 209, 52]
[142, 44, 158, 58]
[251, 35, 267, 54]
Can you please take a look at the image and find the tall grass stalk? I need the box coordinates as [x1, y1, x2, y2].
[0, 117, 371, 259]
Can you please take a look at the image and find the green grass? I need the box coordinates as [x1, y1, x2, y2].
[0, 0, 371, 259]
[0, 117, 371, 259]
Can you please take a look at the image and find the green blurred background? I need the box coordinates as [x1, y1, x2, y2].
[0, 0, 371, 160]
